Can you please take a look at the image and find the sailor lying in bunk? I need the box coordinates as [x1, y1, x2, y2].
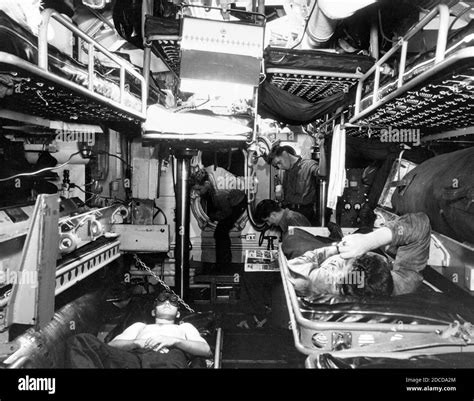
[286, 213, 431, 297]
[65, 290, 211, 368]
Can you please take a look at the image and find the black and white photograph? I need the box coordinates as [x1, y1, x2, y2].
[0, 0, 473, 400]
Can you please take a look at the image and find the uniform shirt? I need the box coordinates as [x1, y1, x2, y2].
[278, 208, 311, 234]
[282, 157, 319, 206]
[288, 246, 344, 294]
[287, 213, 431, 296]
[205, 166, 246, 220]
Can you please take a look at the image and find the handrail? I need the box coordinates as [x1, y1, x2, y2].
[38, 8, 147, 116]
[352, 4, 450, 117]
[278, 247, 308, 355]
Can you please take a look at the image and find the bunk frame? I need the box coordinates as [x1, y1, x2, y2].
[263, 48, 373, 104]
[278, 241, 474, 358]
[0, 8, 147, 124]
[140, 1, 265, 146]
[350, 4, 474, 130]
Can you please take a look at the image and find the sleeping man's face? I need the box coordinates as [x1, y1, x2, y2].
[299, 255, 364, 295]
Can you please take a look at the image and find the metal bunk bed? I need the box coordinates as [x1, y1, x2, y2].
[350, 4, 474, 130]
[141, 1, 265, 145]
[275, 3, 474, 368]
[264, 47, 374, 103]
[279, 239, 474, 358]
[0, 8, 147, 124]
[0, 7, 145, 365]
[0, 4, 228, 371]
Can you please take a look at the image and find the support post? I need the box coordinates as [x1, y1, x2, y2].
[174, 148, 197, 299]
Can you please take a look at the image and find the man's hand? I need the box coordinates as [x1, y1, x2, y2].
[338, 227, 394, 260]
[143, 335, 178, 352]
[337, 234, 370, 259]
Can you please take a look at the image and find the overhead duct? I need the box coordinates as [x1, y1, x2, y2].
[303, 0, 378, 49]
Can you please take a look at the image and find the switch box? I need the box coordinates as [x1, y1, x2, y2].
[112, 224, 169, 252]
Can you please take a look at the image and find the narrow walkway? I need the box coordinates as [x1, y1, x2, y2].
[190, 261, 305, 369]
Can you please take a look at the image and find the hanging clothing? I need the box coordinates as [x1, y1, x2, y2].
[327, 124, 346, 210]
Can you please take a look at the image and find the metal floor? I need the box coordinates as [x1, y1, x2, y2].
[190, 262, 305, 369]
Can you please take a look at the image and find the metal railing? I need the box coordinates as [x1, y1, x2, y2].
[352, 4, 450, 120]
[38, 8, 147, 117]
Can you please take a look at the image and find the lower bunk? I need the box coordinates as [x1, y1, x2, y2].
[278, 231, 474, 367]
[1, 288, 222, 369]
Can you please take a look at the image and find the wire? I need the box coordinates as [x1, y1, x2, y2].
[96, 151, 132, 168]
[378, 8, 395, 44]
[0, 151, 81, 182]
[153, 204, 168, 224]
[291, 1, 317, 49]
[72, 184, 127, 204]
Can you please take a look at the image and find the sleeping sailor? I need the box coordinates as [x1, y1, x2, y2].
[286, 213, 431, 297]
[66, 290, 211, 368]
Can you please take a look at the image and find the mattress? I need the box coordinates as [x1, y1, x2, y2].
[264, 47, 375, 103]
[0, 10, 146, 123]
[298, 291, 474, 326]
[142, 103, 253, 144]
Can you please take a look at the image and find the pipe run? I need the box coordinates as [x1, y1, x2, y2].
[303, 0, 378, 49]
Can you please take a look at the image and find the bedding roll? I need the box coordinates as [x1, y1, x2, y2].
[391, 147, 474, 244]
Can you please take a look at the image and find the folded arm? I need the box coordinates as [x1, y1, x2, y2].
[108, 323, 146, 350]
[144, 334, 211, 357]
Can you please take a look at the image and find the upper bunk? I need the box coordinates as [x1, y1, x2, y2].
[0, 6, 147, 126]
[141, 1, 266, 147]
[349, 3, 474, 132]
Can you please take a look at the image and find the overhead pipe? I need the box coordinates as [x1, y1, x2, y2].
[303, 0, 378, 49]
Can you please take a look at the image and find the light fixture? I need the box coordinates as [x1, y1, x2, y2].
[179, 16, 265, 100]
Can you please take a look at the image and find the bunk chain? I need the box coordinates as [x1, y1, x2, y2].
[132, 254, 195, 313]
